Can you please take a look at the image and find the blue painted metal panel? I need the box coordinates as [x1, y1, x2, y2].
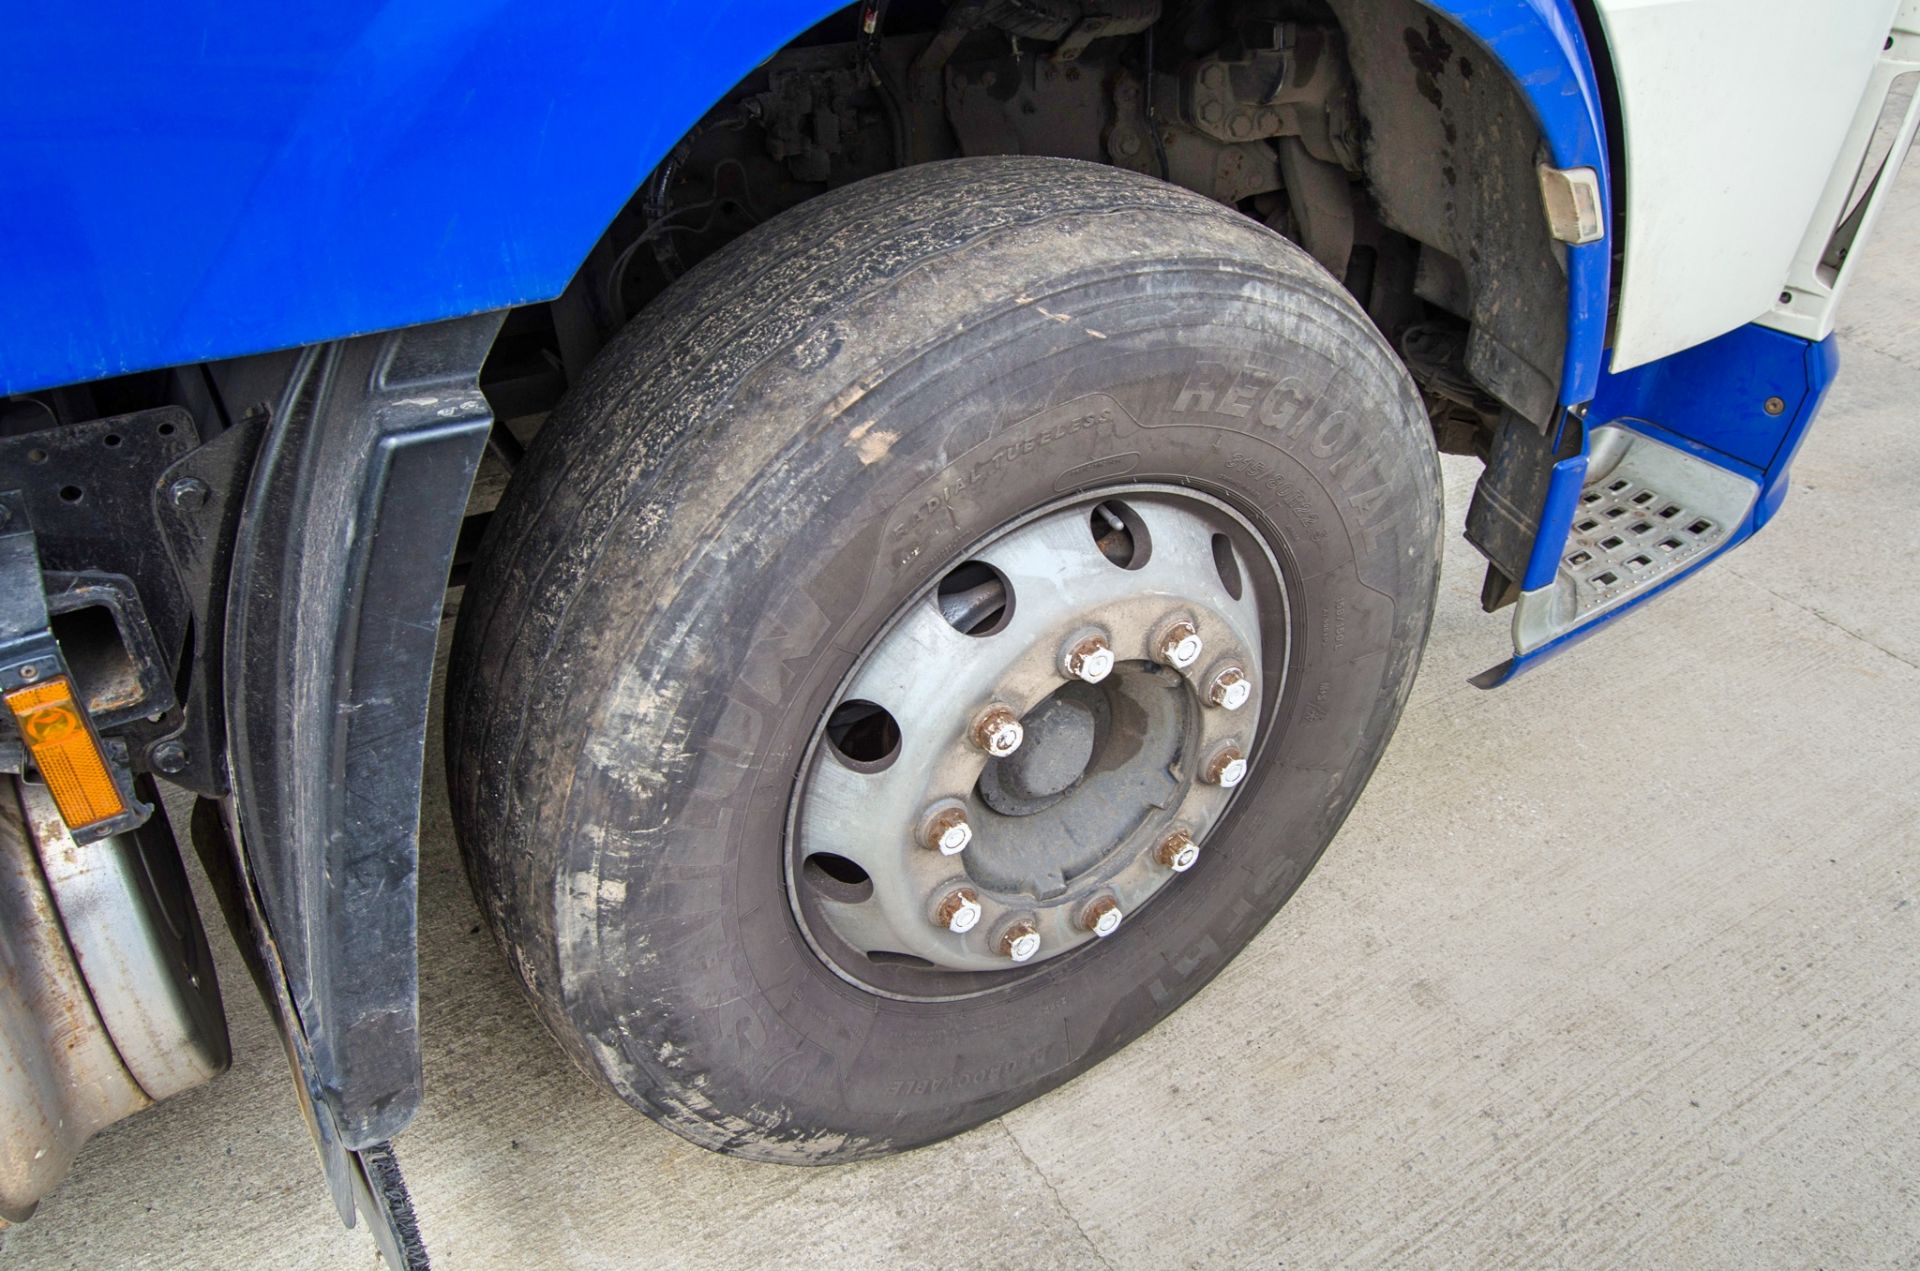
[1485, 328, 1842, 685]
[0, 0, 1611, 401]
[1586, 323, 1818, 471]
[0, 1, 839, 395]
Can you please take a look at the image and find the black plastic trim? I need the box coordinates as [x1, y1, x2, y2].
[224, 311, 503, 1149]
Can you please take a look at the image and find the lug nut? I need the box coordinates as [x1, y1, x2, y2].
[919, 802, 973, 855]
[996, 917, 1042, 962]
[1063, 635, 1115, 684]
[1154, 619, 1204, 670]
[931, 886, 983, 934]
[1078, 894, 1124, 938]
[971, 704, 1024, 757]
[1203, 744, 1248, 788]
[1207, 665, 1252, 711]
[1155, 829, 1202, 872]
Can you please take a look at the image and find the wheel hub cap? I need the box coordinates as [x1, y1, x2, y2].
[980, 686, 1097, 811]
[788, 487, 1285, 993]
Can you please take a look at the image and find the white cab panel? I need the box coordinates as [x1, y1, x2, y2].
[1597, 0, 1898, 371]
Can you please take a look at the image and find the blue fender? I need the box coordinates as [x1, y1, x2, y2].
[1431, 1, 1613, 408]
[0, 0, 1612, 400]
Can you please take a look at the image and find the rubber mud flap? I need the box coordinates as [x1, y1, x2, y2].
[447, 157, 1442, 1162]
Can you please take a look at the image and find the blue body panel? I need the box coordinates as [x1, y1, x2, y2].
[0, 0, 1611, 400]
[0, 1, 834, 395]
[1490, 328, 1842, 684]
[1586, 324, 1826, 472]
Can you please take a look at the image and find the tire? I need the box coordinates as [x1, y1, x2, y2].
[446, 156, 1441, 1163]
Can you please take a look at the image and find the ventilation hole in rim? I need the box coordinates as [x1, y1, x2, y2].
[864, 950, 937, 968]
[935, 560, 1013, 636]
[1089, 499, 1151, 569]
[803, 853, 874, 904]
[825, 699, 901, 771]
[157, 421, 176, 435]
[1211, 533, 1244, 601]
[103, 433, 122, 447]
[58, 486, 83, 503]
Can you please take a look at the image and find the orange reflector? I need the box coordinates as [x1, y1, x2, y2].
[5, 676, 126, 829]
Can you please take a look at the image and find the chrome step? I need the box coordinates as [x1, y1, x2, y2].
[1513, 425, 1758, 655]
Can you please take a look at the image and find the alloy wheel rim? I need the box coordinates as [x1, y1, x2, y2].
[786, 485, 1289, 1001]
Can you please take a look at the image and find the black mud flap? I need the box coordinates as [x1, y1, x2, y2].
[213, 310, 504, 1263]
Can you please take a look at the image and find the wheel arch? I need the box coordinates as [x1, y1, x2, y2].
[0, 0, 1614, 408]
[1336, 0, 1615, 415]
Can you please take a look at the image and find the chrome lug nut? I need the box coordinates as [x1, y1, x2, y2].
[1207, 665, 1252, 711]
[918, 802, 973, 855]
[1078, 893, 1124, 938]
[995, 916, 1042, 962]
[931, 886, 983, 935]
[1063, 634, 1116, 684]
[1154, 619, 1204, 670]
[1155, 829, 1202, 872]
[1203, 744, 1248, 788]
[971, 704, 1024, 757]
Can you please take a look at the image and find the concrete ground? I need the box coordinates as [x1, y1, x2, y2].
[7, 171, 1920, 1271]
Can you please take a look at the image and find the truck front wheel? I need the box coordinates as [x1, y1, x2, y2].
[446, 157, 1441, 1162]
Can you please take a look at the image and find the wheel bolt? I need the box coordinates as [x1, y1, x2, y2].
[1155, 829, 1201, 872]
[1078, 894, 1124, 938]
[919, 803, 973, 855]
[1207, 665, 1252, 710]
[971, 704, 1024, 757]
[1155, 619, 1204, 670]
[1203, 744, 1248, 788]
[1063, 635, 1115, 684]
[931, 886, 983, 934]
[996, 917, 1042, 962]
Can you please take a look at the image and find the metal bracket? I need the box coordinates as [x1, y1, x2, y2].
[0, 494, 62, 695]
[0, 493, 150, 841]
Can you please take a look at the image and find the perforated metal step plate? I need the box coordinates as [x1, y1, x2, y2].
[1513, 425, 1758, 656]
